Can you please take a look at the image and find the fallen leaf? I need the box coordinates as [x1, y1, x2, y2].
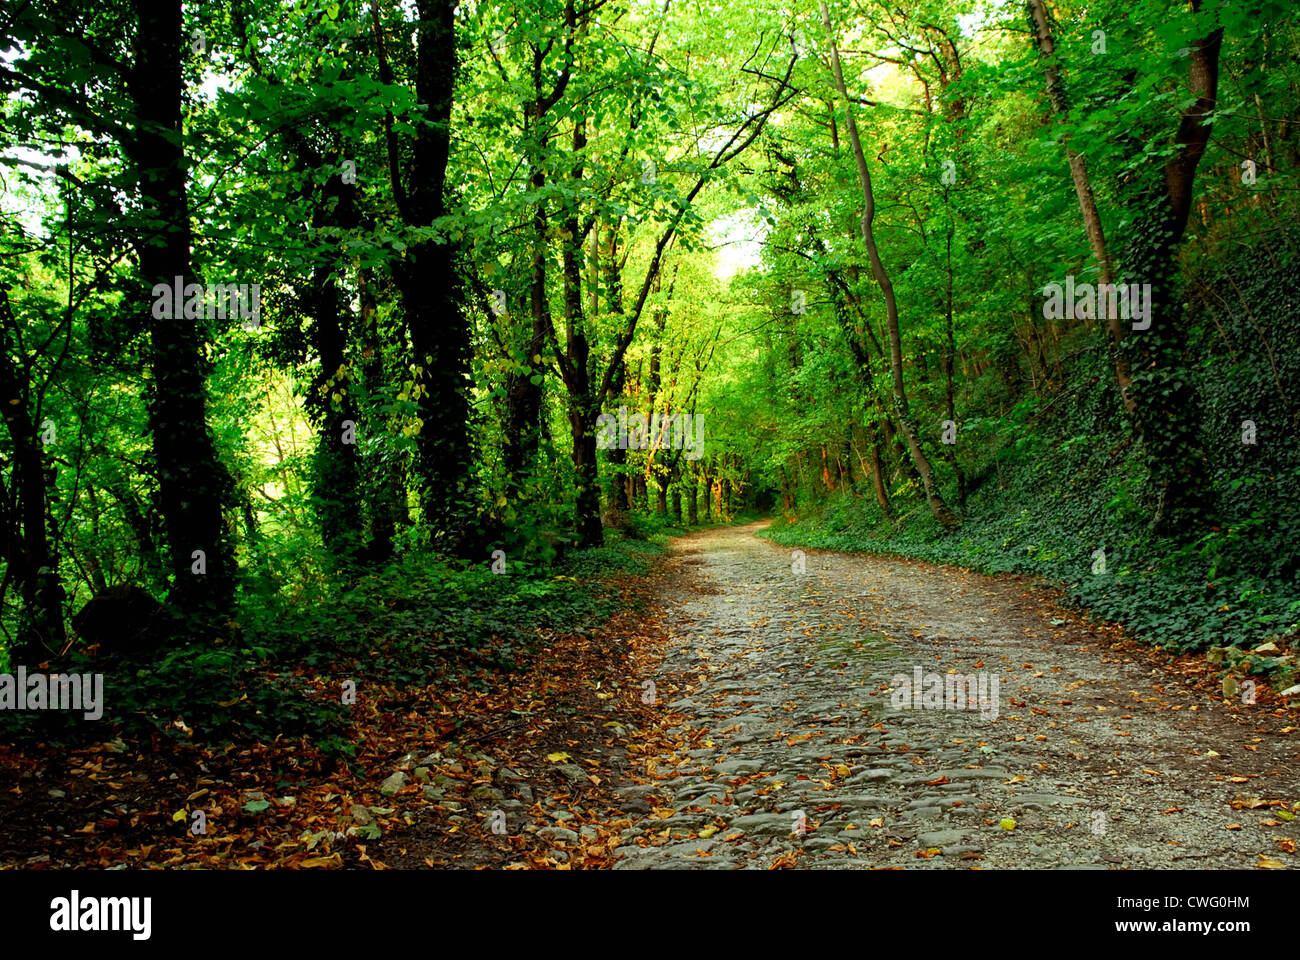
[300, 854, 341, 868]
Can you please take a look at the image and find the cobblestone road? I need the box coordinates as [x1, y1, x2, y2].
[612, 524, 1298, 869]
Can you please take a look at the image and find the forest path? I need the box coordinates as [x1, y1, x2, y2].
[611, 522, 1297, 869]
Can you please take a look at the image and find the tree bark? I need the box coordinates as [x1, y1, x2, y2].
[395, 0, 475, 549]
[127, 0, 236, 624]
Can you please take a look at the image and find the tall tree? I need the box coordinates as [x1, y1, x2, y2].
[375, 0, 477, 549]
[127, 0, 237, 623]
[820, 0, 959, 527]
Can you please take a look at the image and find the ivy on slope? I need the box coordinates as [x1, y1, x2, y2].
[764, 243, 1300, 684]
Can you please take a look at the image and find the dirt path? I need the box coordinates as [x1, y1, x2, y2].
[612, 523, 1299, 869]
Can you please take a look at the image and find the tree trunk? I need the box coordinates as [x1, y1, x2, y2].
[558, 115, 604, 548]
[821, 0, 959, 527]
[0, 289, 65, 661]
[1124, 11, 1223, 534]
[395, 0, 475, 549]
[128, 0, 236, 624]
[358, 267, 400, 564]
[302, 156, 365, 568]
[1027, 0, 1135, 412]
[941, 216, 968, 510]
[603, 227, 631, 512]
[868, 424, 893, 519]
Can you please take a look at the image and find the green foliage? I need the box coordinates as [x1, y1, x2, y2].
[764, 241, 1300, 657]
[2, 0, 1300, 751]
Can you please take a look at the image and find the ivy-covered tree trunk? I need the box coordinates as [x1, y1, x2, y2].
[358, 266, 400, 564]
[305, 166, 365, 568]
[501, 151, 550, 493]
[555, 114, 605, 548]
[502, 7, 577, 504]
[389, 0, 476, 550]
[128, 0, 236, 624]
[1124, 15, 1223, 535]
[561, 220, 604, 546]
[605, 361, 630, 513]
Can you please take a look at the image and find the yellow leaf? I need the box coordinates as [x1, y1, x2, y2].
[698, 825, 717, 839]
[301, 854, 342, 868]
[546, 752, 570, 762]
[834, 764, 850, 778]
[999, 818, 1016, 830]
[172, 809, 187, 822]
[1257, 856, 1287, 869]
